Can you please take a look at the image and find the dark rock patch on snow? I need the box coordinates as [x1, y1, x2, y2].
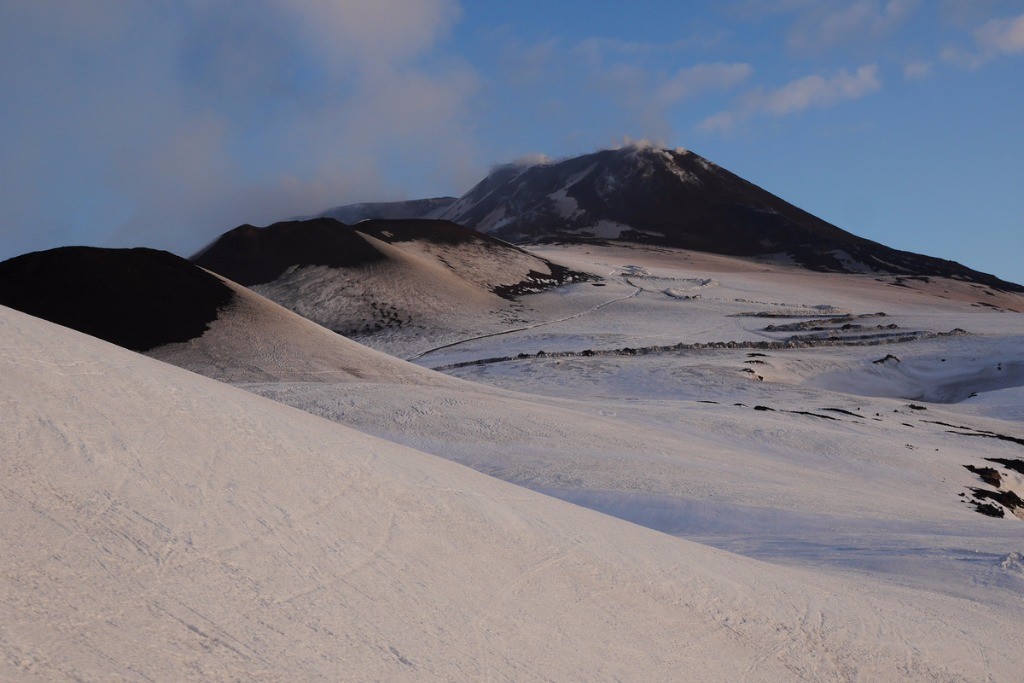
[965, 465, 1002, 488]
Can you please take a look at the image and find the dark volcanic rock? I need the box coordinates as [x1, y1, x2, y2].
[965, 464, 1002, 488]
[193, 217, 591, 296]
[441, 147, 852, 252]
[192, 218, 388, 286]
[0, 247, 234, 352]
[434, 145, 1022, 292]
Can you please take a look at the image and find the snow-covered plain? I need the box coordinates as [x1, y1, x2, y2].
[4, 241, 1024, 678]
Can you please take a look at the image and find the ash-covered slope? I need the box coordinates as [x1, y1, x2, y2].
[0, 246, 234, 351]
[150, 277, 459, 385]
[320, 196, 456, 223]
[436, 145, 1022, 292]
[192, 217, 588, 353]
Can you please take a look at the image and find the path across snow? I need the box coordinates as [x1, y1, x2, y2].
[406, 279, 641, 361]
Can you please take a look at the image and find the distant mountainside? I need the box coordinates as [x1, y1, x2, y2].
[0, 247, 234, 351]
[324, 145, 1020, 292]
[319, 197, 456, 223]
[439, 146, 856, 250]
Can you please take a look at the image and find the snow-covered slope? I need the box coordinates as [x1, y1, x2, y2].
[242, 243, 1024, 602]
[4, 304, 1024, 680]
[193, 218, 588, 354]
[149, 277, 457, 386]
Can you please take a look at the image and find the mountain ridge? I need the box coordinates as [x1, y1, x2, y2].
[321, 145, 1022, 292]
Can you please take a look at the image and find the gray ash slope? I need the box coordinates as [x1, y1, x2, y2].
[0, 247, 234, 351]
[422, 145, 1020, 292]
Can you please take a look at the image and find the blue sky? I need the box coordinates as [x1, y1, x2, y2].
[1, 1, 1022, 283]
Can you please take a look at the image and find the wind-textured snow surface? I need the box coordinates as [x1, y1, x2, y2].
[10, 305, 1024, 679]
[206, 243, 1024, 671]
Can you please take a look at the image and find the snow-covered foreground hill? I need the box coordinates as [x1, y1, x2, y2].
[9, 308, 1024, 679]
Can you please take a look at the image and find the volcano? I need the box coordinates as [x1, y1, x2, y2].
[370, 145, 1021, 291]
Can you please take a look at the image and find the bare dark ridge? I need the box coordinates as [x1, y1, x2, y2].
[191, 217, 388, 286]
[192, 217, 592, 296]
[0, 247, 234, 352]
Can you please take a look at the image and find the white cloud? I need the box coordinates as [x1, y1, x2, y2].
[656, 63, 754, 104]
[500, 39, 559, 87]
[902, 61, 932, 80]
[572, 34, 726, 64]
[507, 152, 554, 168]
[762, 65, 880, 114]
[942, 12, 1024, 68]
[939, 0, 1007, 28]
[565, 50, 755, 144]
[0, 0, 477, 259]
[699, 64, 881, 132]
[784, 0, 921, 54]
[696, 111, 741, 134]
[974, 13, 1024, 55]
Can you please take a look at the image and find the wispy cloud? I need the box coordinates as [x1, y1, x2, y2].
[656, 63, 755, 104]
[499, 38, 559, 87]
[942, 12, 1024, 67]
[700, 64, 881, 132]
[0, 0, 478, 259]
[584, 60, 753, 144]
[902, 61, 932, 80]
[512, 31, 756, 146]
[787, 0, 920, 54]
[974, 13, 1024, 56]
[572, 34, 727, 64]
[732, 0, 919, 53]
